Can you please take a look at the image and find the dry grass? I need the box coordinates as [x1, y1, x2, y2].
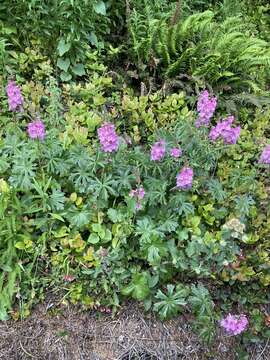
[0, 301, 269, 360]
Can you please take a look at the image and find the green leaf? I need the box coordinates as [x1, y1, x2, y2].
[60, 71, 72, 82]
[92, 223, 105, 238]
[57, 39, 71, 56]
[50, 213, 65, 222]
[103, 229, 112, 242]
[88, 233, 100, 244]
[89, 32, 98, 47]
[72, 63, 85, 76]
[0, 264, 12, 272]
[121, 273, 150, 301]
[57, 58, 70, 72]
[107, 208, 121, 223]
[93, 1, 106, 15]
[15, 241, 26, 250]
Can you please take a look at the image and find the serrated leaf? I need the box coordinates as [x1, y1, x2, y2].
[121, 273, 150, 301]
[107, 208, 120, 223]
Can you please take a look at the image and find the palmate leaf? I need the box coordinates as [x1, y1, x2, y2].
[9, 151, 37, 191]
[234, 194, 255, 217]
[154, 284, 188, 320]
[65, 206, 91, 228]
[135, 217, 164, 242]
[206, 179, 227, 202]
[140, 235, 168, 265]
[170, 193, 194, 216]
[189, 284, 214, 317]
[49, 189, 65, 211]
[121, 272, 150, 301]
[158, 217, 178, 233]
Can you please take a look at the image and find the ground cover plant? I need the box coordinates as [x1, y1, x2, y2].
[0, 0, 270, 358]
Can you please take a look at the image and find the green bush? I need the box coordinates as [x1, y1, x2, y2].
[0, 0, 126, 80]
[0, 73, 269, 344]
[0, 0, 270, 348]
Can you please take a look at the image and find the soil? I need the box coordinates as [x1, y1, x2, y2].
[0, 301, 269, 360]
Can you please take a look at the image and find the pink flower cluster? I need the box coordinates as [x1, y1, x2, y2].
[170, 147, 182, 158]
[220, 314, 248, 336]
[176, 167, 193, 189]
[151, 140, 166, 161]
[27, 120, 46, 140]
[6, 80, 24, 112]
[195, 90, 217, 128]
[98, 122, 119, 153]
[209, 116, 241, 145]
[259, 144, 270, 164]
[129, 187, 145, 210]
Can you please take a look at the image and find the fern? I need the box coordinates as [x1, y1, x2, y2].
[129, 5, 270, 99]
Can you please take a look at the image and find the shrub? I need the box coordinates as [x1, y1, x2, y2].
[0, 0, 126, 80]
[0, 77, 269, 345]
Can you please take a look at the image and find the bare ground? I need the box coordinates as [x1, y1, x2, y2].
[0, 301, 269, 360]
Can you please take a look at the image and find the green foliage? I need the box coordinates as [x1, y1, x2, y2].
[0, 71, 269, 346]
[154, 284, 188, 319]
[0, 0, 126, 79]
[0, 189, 21, 320]
[128, 5, 270, 108]
[0, 0, 270, 349]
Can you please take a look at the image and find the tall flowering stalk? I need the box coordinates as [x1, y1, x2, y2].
[151, 140, 166, 161]
[176, 167, 193, 189]
[209, 116, 241, 145]
[27, 120, 46, 140]
[195, 90, 217, 128]
[6, 80, 24, 112]
[98, 122, 119, 153]
[259, 144, 270, 164]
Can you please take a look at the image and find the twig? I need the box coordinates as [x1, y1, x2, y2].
[19, 340, 35, 358]
[256, 338, 269, 360]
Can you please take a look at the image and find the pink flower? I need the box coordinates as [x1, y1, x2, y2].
[222, 126, 241, 144]
[259, 144, 270, 164]
[129, 189, 137, 198]
[137, 187, 145, 200]
[63, 274, 75, 282]
[135, 202, 142, 210]
[151, 140, 166, 161]
[220, 314, 248, 336]
[129, 187, 145, 200]
[6, 80, 24, 112]
[195, 90, 217, 128]
[176, 167, 193, 189]
[97, 122, 119, 153]
[27, 120, 46, 140]
[129, 186, 145, 210]
[209, 116, 240, 144]
[209, 116, 234, 141]
[170, 147, 182, 158]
